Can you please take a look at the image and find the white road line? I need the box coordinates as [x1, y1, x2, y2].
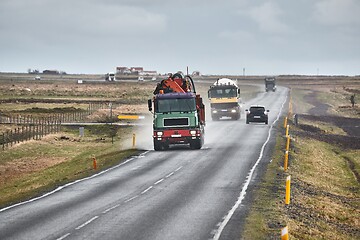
[0, 151, 152, 213]
[56, 233, 71, 240]
[124, 195, 138, 203]
[141, 186, 153, 194]
[75, 216, 99, 230]
[166, 172, 174, 178]
[212, 92, 288, 240]
[102, 204, 120, 214]
[154, 178, 164, 185]
[174, 166, 183, 172]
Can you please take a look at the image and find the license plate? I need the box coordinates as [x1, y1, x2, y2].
[254, 116, 261, 118]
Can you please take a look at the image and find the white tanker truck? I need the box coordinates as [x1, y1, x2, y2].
[207, 78, 241, 121]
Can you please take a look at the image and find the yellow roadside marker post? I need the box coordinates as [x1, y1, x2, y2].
[286, 135, 291, 152]
[285, 175, 291, 205]
[284, 151, 289, 171]
[281, 226, 289, 240]
[283, 117, 288, 129]
[285, 124, 289, 137]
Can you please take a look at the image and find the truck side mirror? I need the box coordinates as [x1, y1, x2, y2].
[266, 110, 270, 112]
[238, 89, 240, 95]
[148, 99, 152, 111]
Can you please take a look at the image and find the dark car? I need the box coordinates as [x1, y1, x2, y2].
[246, 105, 269, 124]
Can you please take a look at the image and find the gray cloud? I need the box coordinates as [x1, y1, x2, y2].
[0, 0, 359, 75]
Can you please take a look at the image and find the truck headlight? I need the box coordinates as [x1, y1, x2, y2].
[212, 110, 217, 113]
[157, 131, 163, 136]
[190, 130, 196, 135]
[231, 109, 237, 113]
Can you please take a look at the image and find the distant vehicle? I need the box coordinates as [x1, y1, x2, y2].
[105, 72, 116, 81]
[151, 76, 157, 81]
[246, 105, 269, 124]
[265, 77, 276, 92]
[208, 78, 241, 120]
[34, 75, 41, 80]
[138, 76, 144, 81]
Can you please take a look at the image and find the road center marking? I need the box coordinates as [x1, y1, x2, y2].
[56, 233, 71, 240]
[154, 178, 164, 185]
[75, 216, 99, 230]
[141, 186, 153, 194]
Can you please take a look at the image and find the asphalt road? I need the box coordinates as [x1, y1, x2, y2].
[0, 86, 288, 240]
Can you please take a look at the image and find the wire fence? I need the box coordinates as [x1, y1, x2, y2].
[0, 102, 114, 150]
[1, 120, 61, 150]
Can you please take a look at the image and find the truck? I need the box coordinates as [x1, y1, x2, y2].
[148, 72, 205, 150]
[265, 77, 276, 92]
[207, 78, 241, 120]
[105, 72, 116, 81]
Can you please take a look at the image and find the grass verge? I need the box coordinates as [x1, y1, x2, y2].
[242, 122, 359, 239]
[0, 125, 140, 209]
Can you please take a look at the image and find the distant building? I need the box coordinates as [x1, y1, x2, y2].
[116, 66, 158, 76]
[140, 70, 158, 76]
[43, 70, 59, 74]
[130, 67, 144, 74]
[116, 67, 131, 74]
[192, 71, 201, 76]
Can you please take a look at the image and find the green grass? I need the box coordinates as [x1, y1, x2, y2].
[241, 132, 288, 240]
[0, 125, 141, 209]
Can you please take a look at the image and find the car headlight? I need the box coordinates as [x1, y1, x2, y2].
[157, 131, 163, 136]
[231, 109, 237, 113]
[190, 130, 196, 135]
[212, 110, 217, 113]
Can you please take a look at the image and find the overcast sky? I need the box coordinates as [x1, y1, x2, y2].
[1, 0, 359, 75]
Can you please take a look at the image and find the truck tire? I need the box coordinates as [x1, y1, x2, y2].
[154, 141, 162, 151]
[233, 113, 240, 120]
[190, 139, 202, 150]
[246, 118, 249, 124]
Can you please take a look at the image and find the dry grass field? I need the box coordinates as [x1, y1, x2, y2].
[242, 76, 360, 240]
[1, 73, 359, 239]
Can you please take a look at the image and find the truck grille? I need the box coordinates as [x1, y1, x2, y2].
[163, 118, 189, 127]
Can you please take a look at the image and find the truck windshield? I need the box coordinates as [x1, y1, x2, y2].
[156, 98, 196, 113]
[209, 88, 237, 98]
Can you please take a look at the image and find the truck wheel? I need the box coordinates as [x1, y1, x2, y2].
[265, 120, 268, 125]
[154, 141, 162, 151]
[190, 139, 202, 150]
[246, 119, 249, 124]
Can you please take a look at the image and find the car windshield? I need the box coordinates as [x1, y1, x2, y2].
[156, 98, 196, 113]
[209, 88, 237, 98]
[250, 107, 265, 113]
